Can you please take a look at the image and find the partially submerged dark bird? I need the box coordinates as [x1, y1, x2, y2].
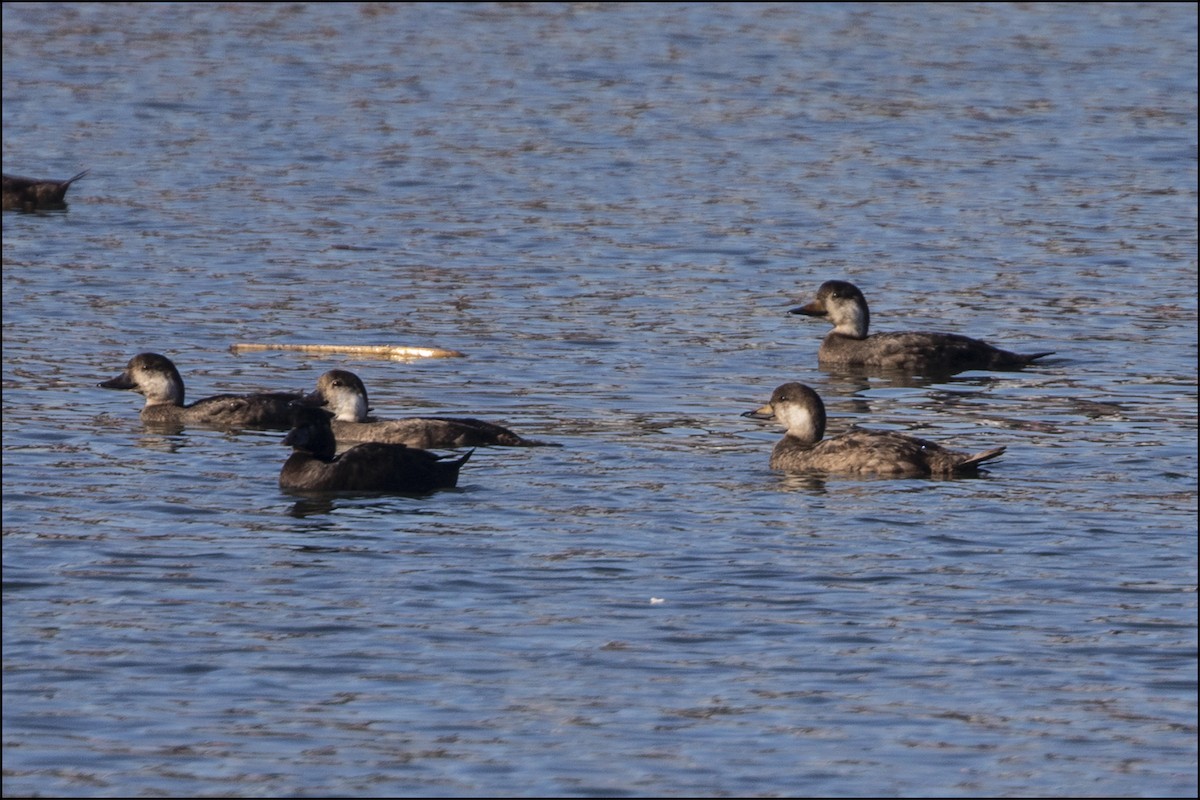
[790, 280, 1052, 374]
[3, 170, 89, 211]
[303, 369, 556, 448]
[744, 382, 1006, 477]
[99, 352, 302, 429]
[280, 405, 471, 493]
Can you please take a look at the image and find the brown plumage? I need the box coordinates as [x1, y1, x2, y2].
[99, 352, 301, 429]
[744, 382, 1006, 477]
[3, 170, 89, 211]
[280, 405, 471, 493]
[790, 280, 1052, 374]
[303, 369, 557, 449]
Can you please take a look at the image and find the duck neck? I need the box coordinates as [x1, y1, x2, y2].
[144, 373, 185, 407]
[305, 430, 338, 461]
[326, 391, 369, 422]
[776, 404, 825, 445]
[285, 423, 338, 461]
[832, 302, 869, 339]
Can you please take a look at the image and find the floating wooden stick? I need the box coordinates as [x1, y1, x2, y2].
[231, 343, 465, 360]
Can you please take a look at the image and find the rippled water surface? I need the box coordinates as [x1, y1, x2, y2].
[4, 3, 1197, 797]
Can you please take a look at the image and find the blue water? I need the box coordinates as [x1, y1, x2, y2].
[4, 3, 1196, 796]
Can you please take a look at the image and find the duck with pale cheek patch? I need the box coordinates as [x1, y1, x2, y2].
[744, 382, 1006, 477]
[303, 369, 557, 449]
[791, 280, 1052, 374]
[99, 352, 302, 429]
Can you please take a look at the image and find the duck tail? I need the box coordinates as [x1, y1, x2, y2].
[66, 169, 90, 185]
[435, 448, 474, 488]
[515, 437, 562, 447]
[1022, 351, 1055, 364]
[961, 446, 1006, 470]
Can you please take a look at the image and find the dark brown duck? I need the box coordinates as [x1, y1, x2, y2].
[744, 382, 1006, 477]
[791, 280, 1053, 374]
[99, 352, 302, 429]
[304, 369, 556, 449]
[280, 405, 471, 493]
[3, 170, 89, 211]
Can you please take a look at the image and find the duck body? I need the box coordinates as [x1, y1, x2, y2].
[305, 369, 556, 448]
[768, 427, 1004, 476]
[791, 280, 1052, 373]
[745, 382, 1005, 477]
[815, 329, 1043, 373]
[331, 416, 536, 449]
[281, 406, 470, 493]
[3, 170, 89, 211]
[100, 352, 301, 429]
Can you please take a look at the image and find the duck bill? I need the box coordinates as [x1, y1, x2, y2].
[789, 299, 826, 317]
[98, 372, 134, 390]
[741, 403, 776, 421]
[297, 390, 329, 408]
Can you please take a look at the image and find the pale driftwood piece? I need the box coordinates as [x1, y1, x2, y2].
[230, 343, 465, 360]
